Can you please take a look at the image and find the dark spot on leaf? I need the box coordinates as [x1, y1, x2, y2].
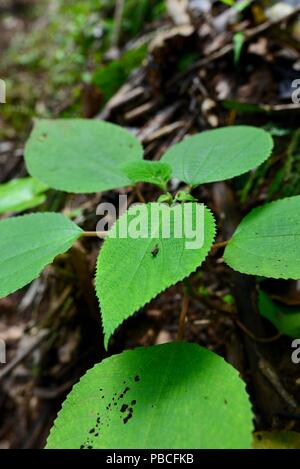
[38, 133, 47, 141]
[134, 375, 140, 382]
[224, 399, 228, 405]
[131, 400, 136, 406]
[89, 428, 95, 434]
[120, 404, 128, 413]
[123, 412, 133, 424]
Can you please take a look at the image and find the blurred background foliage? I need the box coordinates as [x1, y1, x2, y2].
[0, 0, 165, 138]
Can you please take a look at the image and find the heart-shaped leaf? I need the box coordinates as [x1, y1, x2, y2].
[25, 119, 143, 193]
[0, 212, 83, 297]
[96, 202, 216, 346]
[224, 196, 300, 279]
[161, 126, 273, 186]
[46, 342, 253, 449]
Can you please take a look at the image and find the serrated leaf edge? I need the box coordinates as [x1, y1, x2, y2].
[46, 341, 253, 449]
[95, 204, 217, 348]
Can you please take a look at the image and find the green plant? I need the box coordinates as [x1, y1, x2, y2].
[93, 45, 148, 104]
[3, 118, 299, 449]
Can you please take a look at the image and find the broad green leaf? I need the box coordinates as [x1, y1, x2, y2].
[0, 177, 48, 214]
[253, 431, 300, 449]
[46, 342, 253, 449]
[222, 100, 266, 114]
[224, 196, 300, 279]
[96, 202, 216, 347]
[24, 119, 143, 193]
[0, 213, 83, 298]
[258, 291, 300, 338]
[161, 126, 273, 186]
[121, 160, 172, 190]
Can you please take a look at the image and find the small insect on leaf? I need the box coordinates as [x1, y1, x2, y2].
[151, 244, 159, 257]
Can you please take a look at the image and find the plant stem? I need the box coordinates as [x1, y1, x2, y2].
[177, 292, 189, 341]
[212, 239, 230, 249]
[82, 231, 108, 238]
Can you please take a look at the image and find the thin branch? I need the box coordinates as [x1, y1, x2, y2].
[135, 184, 146, 203]
[258, 352, 298, 408]
[110, 0, 125, 49]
